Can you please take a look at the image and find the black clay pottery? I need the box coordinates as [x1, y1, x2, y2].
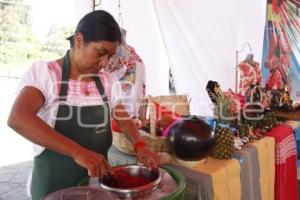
[168, 116, 215, 161]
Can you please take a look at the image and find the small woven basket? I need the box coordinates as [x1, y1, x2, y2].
[112, 95, 190, 155]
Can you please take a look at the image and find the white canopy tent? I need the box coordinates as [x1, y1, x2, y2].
[74, 0, 267, 115]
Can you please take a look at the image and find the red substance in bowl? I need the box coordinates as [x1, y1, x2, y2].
[108, 169, 152, 189]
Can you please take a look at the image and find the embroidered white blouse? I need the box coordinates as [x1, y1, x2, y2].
[18, 60, 124, 156]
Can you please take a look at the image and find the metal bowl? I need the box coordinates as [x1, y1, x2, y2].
[100, 164, 161, 199]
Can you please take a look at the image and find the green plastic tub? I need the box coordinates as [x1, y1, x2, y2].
[77, 166, 185, 200]
[160, 166, 185, 200]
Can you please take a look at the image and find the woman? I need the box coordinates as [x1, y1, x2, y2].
[104, 32, 147, 130]
[104, 43, 146, 117]
[7, 10, 159, 200]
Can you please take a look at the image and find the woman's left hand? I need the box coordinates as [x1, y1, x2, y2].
[136, 146, 160, 169]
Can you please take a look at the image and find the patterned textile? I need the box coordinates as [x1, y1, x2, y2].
[104, 44, 143, 92]
[190, 157, 242, 200]
[295, 127, 300, 167]
[233, 145, 262, 200]
[239, 61, 262, 96]
[108, 137, 276, 200]
[224, 89, 245, 114]
[262, 0, 300, 99]
[265, 53, 291, 91]
[265, 124, 298, 200]
[250, 137, 275, 200]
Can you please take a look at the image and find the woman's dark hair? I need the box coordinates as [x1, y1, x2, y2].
[68, 10, 121, 47]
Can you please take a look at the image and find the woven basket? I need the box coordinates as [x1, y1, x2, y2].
[112, 95, 190, 155]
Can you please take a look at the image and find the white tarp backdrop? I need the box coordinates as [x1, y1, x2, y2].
[74, 0, 267, 115]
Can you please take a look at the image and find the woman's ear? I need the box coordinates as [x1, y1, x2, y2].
[74, 32, 84, 49]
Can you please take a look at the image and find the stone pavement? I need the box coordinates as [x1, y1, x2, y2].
[0, 161, 32, 200]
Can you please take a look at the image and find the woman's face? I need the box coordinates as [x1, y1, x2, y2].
[73, 33, 118, 74]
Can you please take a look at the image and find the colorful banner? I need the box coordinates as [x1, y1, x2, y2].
[261, 0, 300, 101]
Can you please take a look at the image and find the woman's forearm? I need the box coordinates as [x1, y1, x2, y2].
[118, 118, 142, 143]
[8, 86, 82, 158]
[113, 104, 142, 144]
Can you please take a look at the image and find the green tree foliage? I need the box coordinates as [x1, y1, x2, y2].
[0, 0, 74, 66]
[0, 0, 36, 63]
[43, 24, 73, 56]
[0, 0, 30, 43]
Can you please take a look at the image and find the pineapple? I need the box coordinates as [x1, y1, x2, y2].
[209, 86, 236, 159]
[213, 92, 235, 121]
[237, 124, 250, 138]
[210, 126, 235, 159]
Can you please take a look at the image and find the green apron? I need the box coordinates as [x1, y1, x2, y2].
[30, 51, 112, 200]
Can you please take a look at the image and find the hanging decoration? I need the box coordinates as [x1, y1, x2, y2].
[261, 0, 300, 101]
[118, 0, 124, 28]
[92, 0, 102, 11]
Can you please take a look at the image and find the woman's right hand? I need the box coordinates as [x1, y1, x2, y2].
[72, 146, 110, 177]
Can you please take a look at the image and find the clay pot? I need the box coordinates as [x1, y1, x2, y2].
[168, 116, 215, 161]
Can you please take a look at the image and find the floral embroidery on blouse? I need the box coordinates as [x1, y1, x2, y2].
[104, 44, 143, 92]
[47, 61, 111, 100]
